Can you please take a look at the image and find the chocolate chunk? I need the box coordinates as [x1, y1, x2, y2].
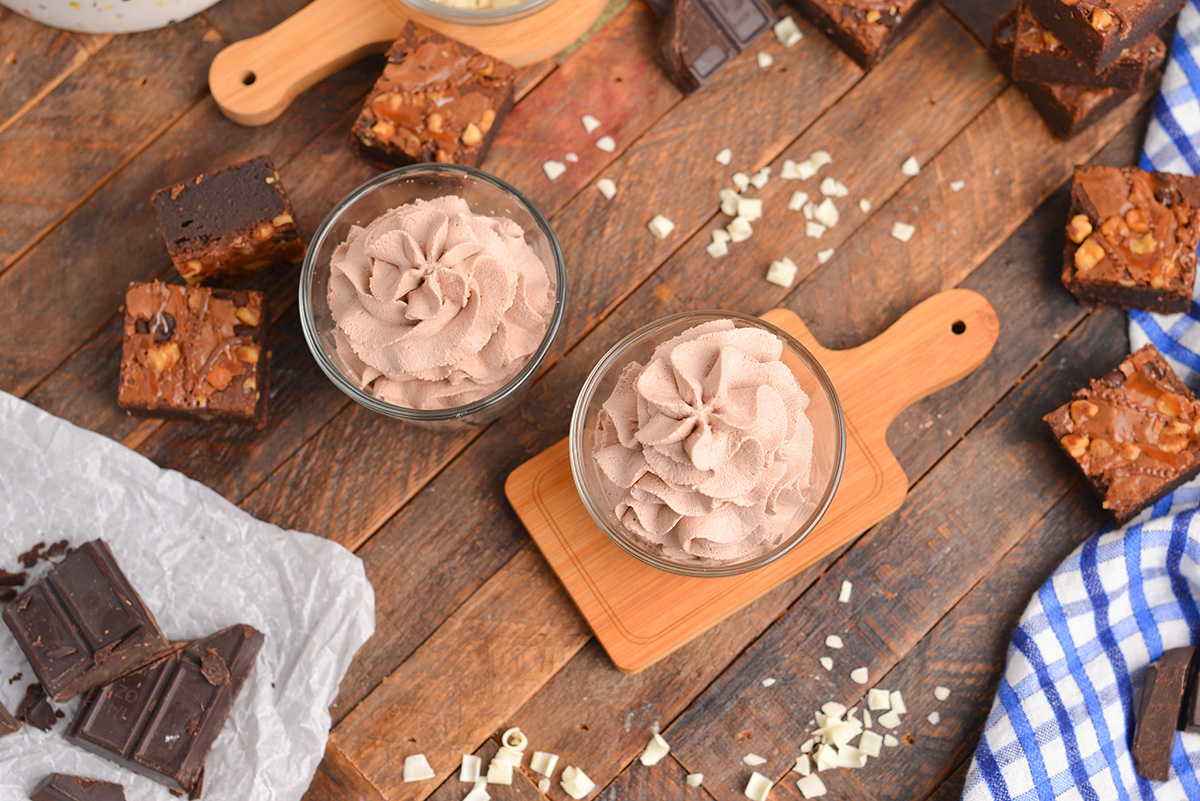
[0, 699, 19, 738]
[0, 568, 26, 587]
[17, 683, 58, 731]
[2, 540, 172, 703]
[1133, 647, 1194, 782]
[30, 773, 126, 801]
[18, 540, 70, 570]
[656, 0, 775, 94]
[68, 624, 264, 797]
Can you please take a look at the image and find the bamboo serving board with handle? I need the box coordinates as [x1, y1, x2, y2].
[506, 290, 1000, 674]
[209, 0, 610, 126]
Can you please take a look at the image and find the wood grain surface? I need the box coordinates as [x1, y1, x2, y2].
[0, 1, 1160, 799]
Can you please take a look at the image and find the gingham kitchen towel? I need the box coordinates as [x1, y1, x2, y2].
[962, 3, 1200, 799]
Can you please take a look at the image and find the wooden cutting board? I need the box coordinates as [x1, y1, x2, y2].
[209, 0, 611, 126]
[505, 290, 1000, 673]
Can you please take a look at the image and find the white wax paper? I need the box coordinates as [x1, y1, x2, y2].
[0, 392, 376, 800]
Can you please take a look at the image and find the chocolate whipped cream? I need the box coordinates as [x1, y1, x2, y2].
[593, 320, 816, 563]
[328, 196, 554, 410]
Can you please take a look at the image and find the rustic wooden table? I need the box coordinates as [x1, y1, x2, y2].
[0, 0, 1149, 798]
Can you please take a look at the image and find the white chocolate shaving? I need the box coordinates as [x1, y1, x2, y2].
[595, 135, 616, 153]
[868, 689, 891, 710]
[758, 52, 774, 69]
[494, 746, 524, 767]
[850, 667, 869, 685]
[884, 734, 899, 748]
[640, 733, 671, 766]
[934, 686, 951, 701]
[837, 745, 867, 769]
[716, 147, 733, 166]
[788, 191, 809, 211]
[838, 580, 852, 603]
[766, 257, 798, 288]
[794, 755, 811, 776]
[762, 677, 777, 687]
[797, 774, 827, 799]
[501, 728, 528, 751]
[822, 702, 846, 717]
[819, 656, 833, 671]
[819, 177, 849, 198]
[744, 771, 773, 801]
[858, 198, 872, 213]
[596, 178, 617, 200]
[825, 635, 844, 649]
[863, 710, 873, 729]
[805, 221, 826, 239]
[561, 766, 596, 800]
[463, 780, 490, 801]
[901, 156, 920, 176]
[460, 754, 482, 783]
[774, 16, 804, 47]
[744, 753, 768, 766]
[751, 168, 770, 189]
[727, 216, 753, 243]
[581, 114, 602, 134]
[565, 152, 579, 163]
[891, 221, 916, 242]
[781, 159, 802, 180]
[800, 738, 816, 753]
[538, 779, 551, 794]
[859, 729, 884, 758]
[737, 197, 764, 222]
[687, 774, 704, 787]
[486, 761, 513, 785]
[890, 691, 907, 715]
[707, 240, 729, 259]
[928, 711, 941, 726]
[876, 710, 902, 730]
[815, 198, 839, 228]
[814, 744, 838, 772]
[543, 161, 567, 181]
[802, 201, 816, 220]
[531, 751, 559, 776]
[732, 172, 751, 191]
[720, 188, 741, 216]
[950, 180, 966, 192]
[403, 754, 435, 782]
[648, 215, 675, 240]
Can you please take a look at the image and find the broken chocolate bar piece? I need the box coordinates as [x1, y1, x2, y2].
[353, 22, 516, 169]
[785, 0, 933, 69]
[152, 155, 304, 285]
[1133, 647, 1194, 782]
[656, 0, 775, 94]
[1062, 165, 1200, 313]
[2, 541, 172, 703]
[0, 699, 19, 738]
[68, 625, 264, 797]
[17, 683, 59, 731]
[30, 774, 126, 801]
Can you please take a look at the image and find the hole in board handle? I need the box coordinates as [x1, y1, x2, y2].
[242, 72, 257, 86]
[951, 320, 966, 335]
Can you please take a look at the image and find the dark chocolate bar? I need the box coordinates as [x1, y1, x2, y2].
[68, 625, 264, 797]
[656, 0, 776, 94]
[0, 699, 18, 738]
[1132, 646, 1194, 782]
[2, 541, 171, 703]
[30, 774, 126, 801]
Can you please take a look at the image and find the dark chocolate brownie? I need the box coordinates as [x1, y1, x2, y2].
[118, 281, 269, 428]
[353, 22, 516, 169]
[1012, 5, 1164, 89]
[785, 0, 934, 68]
[656, 0, 775, 94]
[1044, 345, 1200, 525]
[30, 774, 126, 801]
[1132, 646, 1194, 782]
[152, 155, 304, 285]
[1062, 165, 1200, 313]
[1025, 0, 1184, 73]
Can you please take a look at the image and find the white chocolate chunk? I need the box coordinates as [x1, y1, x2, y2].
[648, 214, 676, 240]
[838, 580, 852, 603]
[538, 779, 551, 794]
[751, 168, 770, 189]
[890, 691, 907, 715]
[403, 754, 436, 782]
[950, 180, 966, 192]
[819, 177, 848, 198]
[858, 198, 872, 213]
[461, 754, 482, 783]
[737, 196, 764, 222]
[501, 728, 528, 751]
[744, 753, 768, 767]
[821, 702, 846, 717]
[884, 734, 899, 748]
[561, 766, 596, 799]
[789, 191, 809, 211]
[565, 152, 579, 163]
[596, 178, 617, 200]
[928, 711, 942, 726]
[825, 635, 844, 649]
[868, 689, 891, 710]
[934, 686, 952, 701]
[494, 746, 524, 767]
[716, 147, 733, 166]
[713, 228, 732, 244]
[814, 744, 838, 772]
[531, 751, 559, 776]
[744, 771, 773, 801]
[819, 656, 833, 671]
[817, 248, 834, 265]
[863, 710, 873, 729]
[707, 240, 729, 258]
[876, 710, 902, 730]
[762, 677, 777, 687]
[543, 161, 567, 181]
[595, 135, 616, 153]
[774, 16, 804, 47]
[758, 52, 774, 69]
[794, 755, 811, 776]
[826, 721, 860, 749]
[809, 150, 833, 169]
[797, 774, 827, 799]
[487, 761, 514, 785]
[891, 221, 916, 242]
[815, 198, 839, 228]
[800, 738, 816, 753]
[720, 188, 740, 216]
[727, 216, 753, 243]
[732, 172, 751, 191]
[851, 667, 869, 685]
[901, 155, 920, 176]
[766, 257, 798, 288]
[859, 730, 884, 758]
[464, 780, 490, 801]
[687, 774, 704, 787]
[801, 201, 816, 220]
[805, 221, 826, 239]
[837, 745, 867, 769]
[640, 733, 671, 766]
[781, 159, 802, 180]
[581, 114, 602, 134]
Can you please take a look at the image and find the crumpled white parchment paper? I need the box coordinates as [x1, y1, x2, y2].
[0, 391, 376, 800]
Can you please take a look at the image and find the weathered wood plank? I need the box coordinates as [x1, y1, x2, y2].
[599, 754, 709, 800]
[301, 742, 385, 801]
[202, 0, 312, 42]
[0, 12, 104, 134]
[926, 758, 973, 801]
[424, 740, 545, 801]
[0, 17, 223, 271]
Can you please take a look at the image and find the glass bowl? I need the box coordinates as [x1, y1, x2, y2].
[299, 164, 566, 430]
[400, 0, 559, 25]
[569, 311, 845, 578]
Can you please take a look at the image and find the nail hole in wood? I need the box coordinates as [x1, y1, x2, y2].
[951, 320, 966, 335]
[242, 71, 257, 86]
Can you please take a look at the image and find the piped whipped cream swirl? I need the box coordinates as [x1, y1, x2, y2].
[328, 196, 554, 410]
[593, 320, 815, 563]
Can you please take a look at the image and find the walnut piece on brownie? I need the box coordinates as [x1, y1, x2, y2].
[1044, 344, 1200, 524]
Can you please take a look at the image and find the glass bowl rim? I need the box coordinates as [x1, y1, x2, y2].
[568, 309, 847, 578]
[298, 163, 567, 422]
[398, 0, 559, 24]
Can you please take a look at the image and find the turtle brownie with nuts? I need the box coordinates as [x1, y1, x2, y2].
[1061, 164, 1200, 314]
[1023, 0, 1183, 74]
[353, 22, 516, 169]
[784, 0, 934, 69]
[151, 155, 304, 285]
[1044, 344, 1200, 525]
[118, 281, 269, 428]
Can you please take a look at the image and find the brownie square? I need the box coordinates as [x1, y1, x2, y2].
[152, 155, 304, 285]
[1012, 5, 1164, 89]
[1044, 345, 1200, 524]
[353, 22, 516, 169]
[118, 281, 269, 428]
[1025, 0, 1183, 73]
[1062, 164, 1200, 313]
[785, 0, 934, 69]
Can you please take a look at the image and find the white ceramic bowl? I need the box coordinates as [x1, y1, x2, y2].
[0, 0, 219, 33]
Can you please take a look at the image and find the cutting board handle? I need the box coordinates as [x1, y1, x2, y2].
[841, 289, 999, 433]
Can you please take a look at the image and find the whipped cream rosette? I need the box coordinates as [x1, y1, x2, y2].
[593, 319, 816, 563]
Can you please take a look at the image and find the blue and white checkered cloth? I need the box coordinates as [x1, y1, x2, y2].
[962, 3, 1200, 799]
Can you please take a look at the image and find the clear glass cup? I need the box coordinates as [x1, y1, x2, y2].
[569, 311, 846, 578]
[299, 164, 566, 430]
[400, 0, 559, 25]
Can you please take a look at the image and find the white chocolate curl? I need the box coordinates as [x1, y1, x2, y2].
[328, 196, 553, 410]
[593, 320, 815, 563]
